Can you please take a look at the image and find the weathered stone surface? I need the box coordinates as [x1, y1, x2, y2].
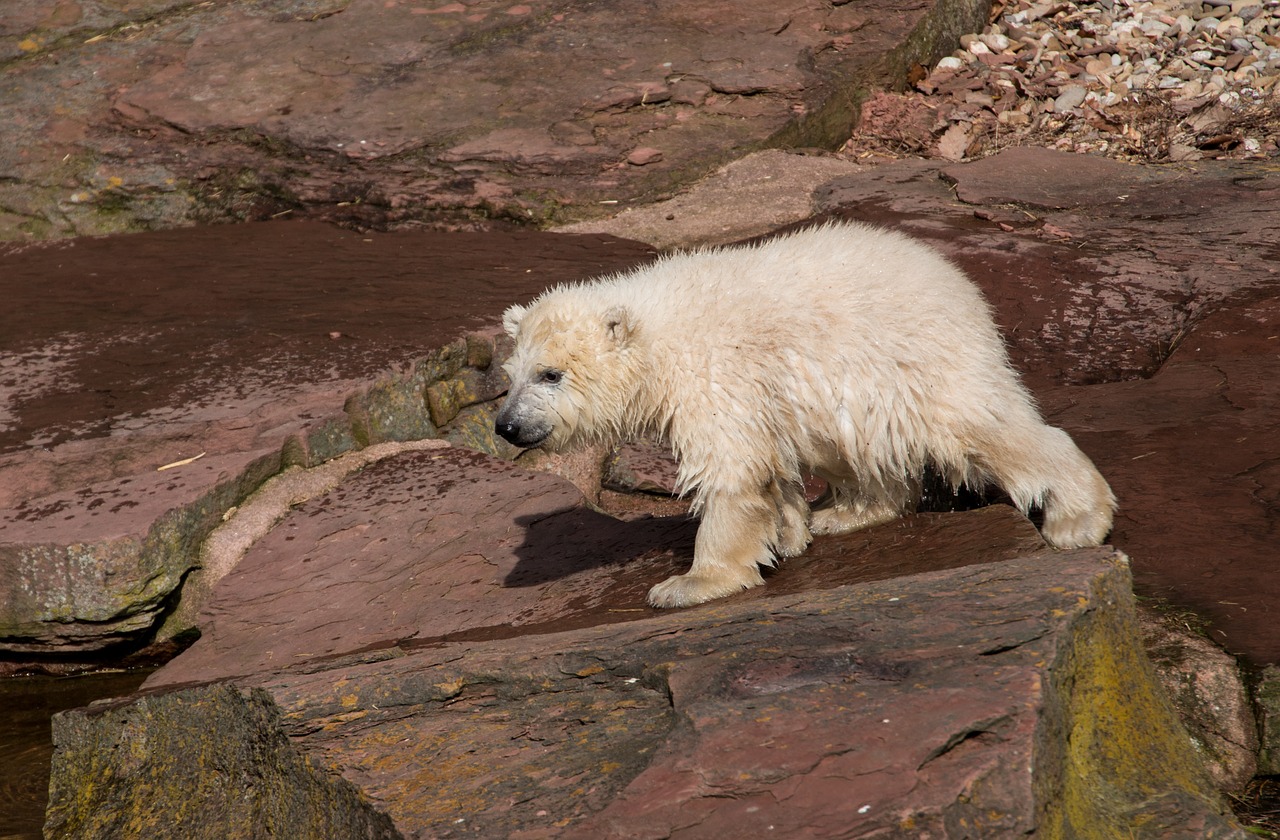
[6, 145, 1277, 834]
[0, 223, 655, 654]
[44, 683, 399, 840]
[562, 149, 867, 250]
[1256, 666, 1280, 776]
[1138, 606, 1259, 792]
[0, 0, 989, 239]
[48, 551, 1245, 838]
[604, 440, 682, 496]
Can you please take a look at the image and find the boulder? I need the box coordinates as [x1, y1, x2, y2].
[1138, 606, 1259, 792]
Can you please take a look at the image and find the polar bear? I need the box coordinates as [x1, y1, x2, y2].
[495, 222, 1115, 608]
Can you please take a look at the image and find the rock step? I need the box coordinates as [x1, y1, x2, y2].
[142, 446, 1049, 689]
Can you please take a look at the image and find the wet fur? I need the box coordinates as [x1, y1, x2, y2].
[496, 222, 1116, 607]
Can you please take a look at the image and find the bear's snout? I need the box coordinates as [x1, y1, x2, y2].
[494, 403, 551, 448]
[495, 419, 522, 444]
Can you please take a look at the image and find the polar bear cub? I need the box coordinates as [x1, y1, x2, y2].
[495, 222, 1115, 608]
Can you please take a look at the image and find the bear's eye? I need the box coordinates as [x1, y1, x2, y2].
[538, 369, 563, 385]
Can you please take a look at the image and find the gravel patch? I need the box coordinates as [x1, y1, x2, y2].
[846, 0, 1280, 162]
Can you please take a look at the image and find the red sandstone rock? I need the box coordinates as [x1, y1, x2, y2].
[48, 551, 1246, 839]
[0, 0, 990, 239]
[146, 443, 1049, 688]
[0, 222, 655, 654]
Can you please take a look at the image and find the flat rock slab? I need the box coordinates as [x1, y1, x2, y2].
[48, 550, 1245, 838]
[0, 0, 988, 239]
[0, 222, 655, 652]
[148, 445, 1049, 688]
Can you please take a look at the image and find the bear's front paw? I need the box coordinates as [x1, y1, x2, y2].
[647, 569, 764, 608]
[1041, 505, 1112, 549]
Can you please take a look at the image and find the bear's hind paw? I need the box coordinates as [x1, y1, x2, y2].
[647, 569, 764, 608]
[809, 502, 901, 536]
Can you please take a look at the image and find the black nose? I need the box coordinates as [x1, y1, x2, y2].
[495, 420, 521, 444]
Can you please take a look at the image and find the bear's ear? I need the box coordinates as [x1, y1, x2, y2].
[604, 305, 634, 345]
[502, 304, 527, 338]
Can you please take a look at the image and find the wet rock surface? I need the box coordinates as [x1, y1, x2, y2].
[0, 0, 988, 239]
[145, 447, 1048, 689]
[0, 223, 655, 655]
[1, 0, 1275, 831]
[815, 147, 1280, 665]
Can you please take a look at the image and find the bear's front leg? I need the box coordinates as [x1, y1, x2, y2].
[647, 491, 773, 608]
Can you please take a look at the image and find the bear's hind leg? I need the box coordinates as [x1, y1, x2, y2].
[648, 491, 773, 608]
[970, 419, 1115, 548]
[770, 479, 811, 558]
[808, 477, 912, 536]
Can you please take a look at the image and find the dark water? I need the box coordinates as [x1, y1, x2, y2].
[0, 670, 151, 840]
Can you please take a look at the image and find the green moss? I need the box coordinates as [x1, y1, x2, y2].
[1037, 557, 1243, 838]
[442, 402, 518, 459]
[45, 684, 399, 840]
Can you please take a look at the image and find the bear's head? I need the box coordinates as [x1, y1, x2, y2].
[494, 294, 638, 452]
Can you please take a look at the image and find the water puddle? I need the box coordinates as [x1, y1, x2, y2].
[1, 669, 152, 839]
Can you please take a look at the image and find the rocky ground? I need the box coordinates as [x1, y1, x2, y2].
[848, 0, 1280, 162]
[3, 0, 1280, 836]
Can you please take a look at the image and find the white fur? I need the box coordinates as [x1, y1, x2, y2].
[496, 222, 1116, 607]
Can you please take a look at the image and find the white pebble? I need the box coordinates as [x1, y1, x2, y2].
[1054, 85, 1089, 110]
[982, 32, 1012, 50]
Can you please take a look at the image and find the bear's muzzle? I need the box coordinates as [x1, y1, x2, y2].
[494, 408, 550, 448]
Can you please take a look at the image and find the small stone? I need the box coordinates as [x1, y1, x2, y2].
[1053, 84, 1088, 111]
[936, 56, 966, 71]
[1238, 4, 1263, 22]
[1086, 58, 1114, 76]
[981, 32, 1012, 51]
[626, 147, 664, 166]
[1179, 79, 1206, 97]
